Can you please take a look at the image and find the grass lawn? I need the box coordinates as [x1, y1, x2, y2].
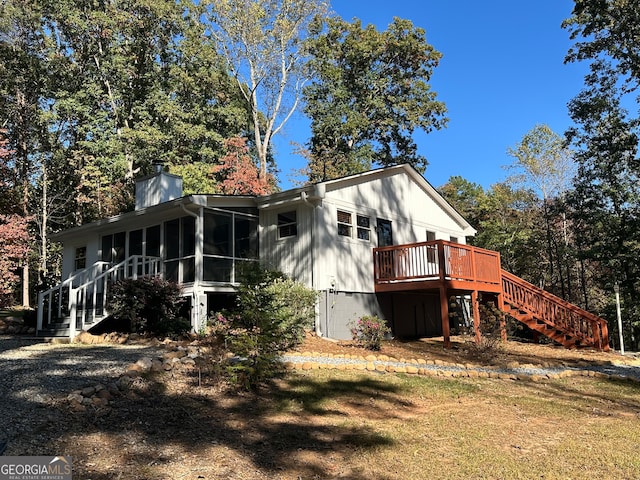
[54, 364, 640, 479]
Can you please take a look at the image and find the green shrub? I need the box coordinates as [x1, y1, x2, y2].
[350, 315, 391, 351]
[209, 263, 317, 389]
[106, 276, 189, 337]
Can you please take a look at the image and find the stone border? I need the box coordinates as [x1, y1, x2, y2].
[66, 340, 204, 412]
[282, 351, 640, 383]
[65, 343, 640, 412]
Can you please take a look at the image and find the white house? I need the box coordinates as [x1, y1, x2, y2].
[38, 164, 476, 340]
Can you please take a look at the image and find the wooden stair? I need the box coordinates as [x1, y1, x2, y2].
[500, 270, 609, 351]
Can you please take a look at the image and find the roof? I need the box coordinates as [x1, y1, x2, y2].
[52, 164, 476, 241]
[256, 164, 476, 236]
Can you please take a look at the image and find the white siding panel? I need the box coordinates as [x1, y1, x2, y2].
[61, 236, 100, 279]
[327, 171, 467, 244]
[260, 205, 313, 286]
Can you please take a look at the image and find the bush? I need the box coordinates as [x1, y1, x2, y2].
[208, 263, 317, 389]
[350, 315, 391, 351]
[468, 301, 511, 361]
[106, 276, 189, 337]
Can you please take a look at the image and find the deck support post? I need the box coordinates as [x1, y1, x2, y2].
[471, 290, 481, 344]
[439, 286, 450, 348]
[496, 293, 507, 341]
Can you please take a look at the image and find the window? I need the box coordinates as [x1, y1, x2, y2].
[164, 219, 180, 260]
[204, 212, 231, 256]
[450, 236, 459, 243]
[146, 225, 161, 257]
[278, 211, 297, 238]
[203, 208, 259, 283]
[163, 217, 197, 283]
[101, 232, 125, 263]
[356, 215, 370, 241]
[74, 247, 86, 270]
[129, 229, 143, 256]
[426, 231, 437, 263]
[337, 210, 352, 237]
[235, 216, 258, 258]
[376, 219, 393, 246]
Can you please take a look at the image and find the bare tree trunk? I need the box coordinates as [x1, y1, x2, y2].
[39, 165, 48, 279]
[17, 88, 30, 308]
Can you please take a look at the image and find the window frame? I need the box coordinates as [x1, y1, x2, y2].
[74, 246, 87, 271]
[277, 210, 298, 239]
[356, 214, 371, 242]
[337, 210, 353, 237]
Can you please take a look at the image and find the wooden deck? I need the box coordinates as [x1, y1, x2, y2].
[373, 240, 609, 351]
[373, 240, 502, 294]
[373, 240, 502, 347]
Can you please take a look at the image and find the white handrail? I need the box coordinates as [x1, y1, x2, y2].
[37, 256, 161, 337]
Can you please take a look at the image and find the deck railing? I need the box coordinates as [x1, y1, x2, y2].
[373, 240, 502, 288]
[37, 255, 161, 337]
[501, 270, 609, 351]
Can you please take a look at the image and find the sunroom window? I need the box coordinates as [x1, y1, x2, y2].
[203, 209, 259, 283]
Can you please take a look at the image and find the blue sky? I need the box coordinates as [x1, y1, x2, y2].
[273, 0, 588, 191]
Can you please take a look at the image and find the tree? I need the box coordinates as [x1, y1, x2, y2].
[0, 0, 59, 306]
[0, 214, 30, 308]
[201, 0, 329, 179]
[303, 16, 447, 181]
[438, 176, 485, 229]
[1, 0, 256, 306]
[212, 137, 275, 195]
[37, 0, 250, 221]
[505, 124, 577, 297]
[563, 0, 640, 93]
[0, 135, 28, 302]
[563, 0, 640, 349]
[210, 263, 317, 390]
[472, 183, 543, 283]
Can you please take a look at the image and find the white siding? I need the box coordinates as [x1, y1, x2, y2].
[310, 169, 471, 294]
[61, 235, 100, 279]
[327, 171, 467, 244]
[260, 204, 313, 286]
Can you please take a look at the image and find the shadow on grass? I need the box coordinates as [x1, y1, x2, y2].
[0, 336, 399, 479]
[65, 372, 399, 479]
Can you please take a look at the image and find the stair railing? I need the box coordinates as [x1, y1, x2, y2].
[37, 255, 161, 337]
[501, 270, 609, 350]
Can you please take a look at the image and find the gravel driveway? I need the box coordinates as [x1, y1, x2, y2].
[0, 335, 163, 455]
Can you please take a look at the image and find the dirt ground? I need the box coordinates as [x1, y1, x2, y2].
[292, 332, 635, 368]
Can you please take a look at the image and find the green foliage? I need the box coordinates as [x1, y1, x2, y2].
[438, 176, 486, 228]
[505, 124, 575, 200]
[349, 315, 391, 351]
[169, 162, 219, 195]
[209, 263, 317, 389]
[303, 16, 447, 181]
[563, 1, 640, 349]
[106, 276, 189, 337]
